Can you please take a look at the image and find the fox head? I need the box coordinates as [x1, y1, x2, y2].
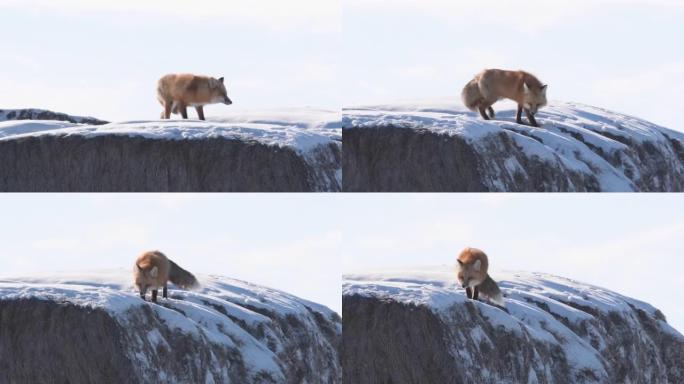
[457, 259, 485, 288]
[134, 262, 159, 297]
[210, 76, 232, 105]
[523, 82, 547, 115]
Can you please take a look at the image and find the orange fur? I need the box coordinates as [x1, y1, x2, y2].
[156, 73, 232, 120]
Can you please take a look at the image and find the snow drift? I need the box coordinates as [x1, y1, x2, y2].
[0, 108, 341, 192]
[0, 270, 341, 384]
[342, 100, 684, 192]
[343, 267, 684, 384]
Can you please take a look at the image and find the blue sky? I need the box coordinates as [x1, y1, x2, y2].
[0, 0, 340, 121]
[0, 194, 342, 314]
[343, 0, 684, 130]
[341, 193, 684, 334]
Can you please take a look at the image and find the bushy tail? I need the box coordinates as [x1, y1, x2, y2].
[480, 275, 505, 307]
[461, 78, 483, 112]
[168, 259, 199, 290]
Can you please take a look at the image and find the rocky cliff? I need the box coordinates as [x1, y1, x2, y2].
[0, 108, 341, 192]
[343, 100, 684, 191]
[0, 271, 341, 384]
[343, 267, 684, 384]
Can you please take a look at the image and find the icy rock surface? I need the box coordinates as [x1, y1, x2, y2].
[0, 270, 341, 384]
[343, 267, 684, 383]
[343, 100, 684, 191]
[0, 108, 341, 191]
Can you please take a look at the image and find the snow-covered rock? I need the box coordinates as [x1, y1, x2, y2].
[0, 270, 341, 384]
[342, 100, 684, 191]
[343, 267, 684, 383]
[0, 108, 341, 192]
[0, 108, 108, 125]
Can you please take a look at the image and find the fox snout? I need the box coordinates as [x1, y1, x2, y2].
[225, 97, 232, 105]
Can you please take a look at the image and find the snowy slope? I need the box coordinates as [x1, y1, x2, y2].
[343, 99, 684, 192]
[0, 108, 341, 192]
[0, 108, 108, 125]
[0, 107, 340, 154]
[0, 270, 341, 384]
[343, 266, 684, 383]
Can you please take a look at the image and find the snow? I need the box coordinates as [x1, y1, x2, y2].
[344, 266, 683, 378]
[343, 99, 684, 191]
[0, 108, 103, 124]
[0, 268, 339, 381]
[0, 107, 340, 154]
[344, 266, 663, 324]
[0, 269, 336, 319]
[0, 120, 80, 138]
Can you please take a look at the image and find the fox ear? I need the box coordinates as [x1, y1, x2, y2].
[473, 259, 481, 271]
[541, 84, 548, 94]
[218, 77, 224, 83]
[523, 82, 530, 93]
[149, 266, 158, 277]
[457, 259, 463, 266]
[135, 263, 142, 271]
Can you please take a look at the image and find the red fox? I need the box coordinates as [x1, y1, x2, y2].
[456, 247, 505, 306]
[133, 250, 199, 303]
[157, 73, 232, 121]
[461, 69, 547, 127]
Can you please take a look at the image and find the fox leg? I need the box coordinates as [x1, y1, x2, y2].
[478, 106, 491, 120]
[487, 106, 495, 119]
[163, 284, 167, 299]
[525, 108, 539, 127]
[195, 106, 205, 121]
[178, 104, 188, 119]
[163, 101, 172, 119]
[516, 105, 524, 124]
[473, 286, 479, 301]
[465, 286, 473, 299]
[152, 289, 158, 303]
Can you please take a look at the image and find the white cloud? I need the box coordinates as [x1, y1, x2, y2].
[594, 61, 684, 97]
[345, 0, 682, 32]
[589, 61, 684, 128]
[0, 0, 341, 32]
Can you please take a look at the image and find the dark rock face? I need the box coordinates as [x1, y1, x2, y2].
[0, 108, 108, 125]
[343, 126, 684, 192]
[0, 298, 341, 384]
[343, 127, 486, 192]
[0, 299, 136, 384]
[342, 295, 684, 384]
[0, 135, 341, 192]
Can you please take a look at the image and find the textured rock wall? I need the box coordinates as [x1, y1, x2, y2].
[0, 135, 341, 192]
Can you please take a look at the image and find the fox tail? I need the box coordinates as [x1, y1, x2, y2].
[461, 78, 484, 112]
[168, 259, 199, 290]
[480, 275, 505, 307]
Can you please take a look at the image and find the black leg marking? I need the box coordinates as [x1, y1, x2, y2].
[479, 107, 490, 120]
[152, 290, 158, 303]
[525, 109, 539, 127]
[516, 105, 524, 124]
[466, 287, 473, 299]
[473, 286, 479, 301]
[180, 106, 188, 119]
[195, 106, 205, 121]
[163, 285, 167, 299]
